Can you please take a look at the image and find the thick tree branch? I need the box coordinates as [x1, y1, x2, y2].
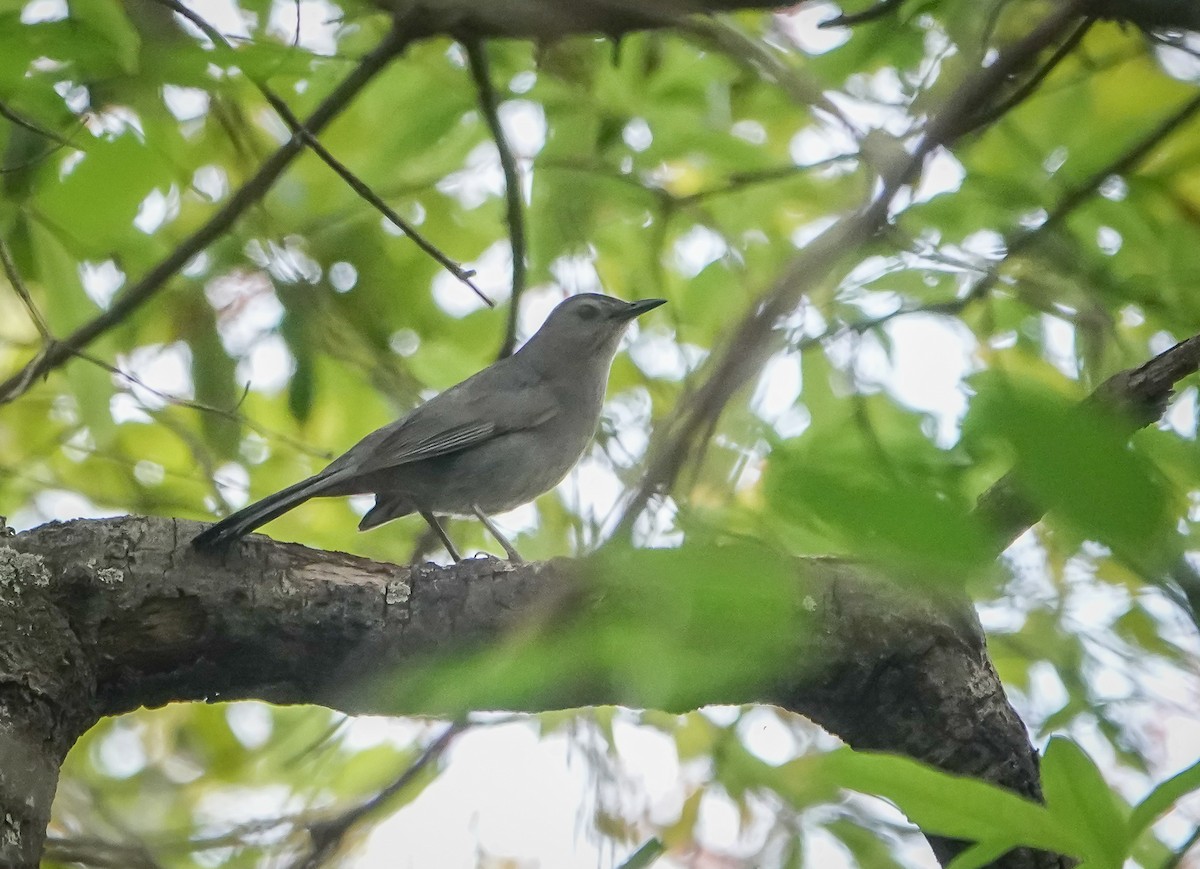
[0, 516, 1056, 869]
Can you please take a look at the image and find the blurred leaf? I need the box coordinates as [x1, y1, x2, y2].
[1040, 737, 1129, 868]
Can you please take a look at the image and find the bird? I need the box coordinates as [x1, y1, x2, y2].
[192, 293, 666, 560]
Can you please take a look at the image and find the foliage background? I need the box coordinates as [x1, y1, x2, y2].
[3, 0, 1200, 865]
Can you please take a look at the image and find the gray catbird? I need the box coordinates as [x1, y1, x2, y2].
[192, 293, 666, 560]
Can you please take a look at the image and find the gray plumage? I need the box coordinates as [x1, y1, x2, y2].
[192, 293, 665, 558]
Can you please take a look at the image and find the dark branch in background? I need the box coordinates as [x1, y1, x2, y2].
[464, 39, 529, 358]
[0, 17, 414, 406]
[959, 17, 1097, 135]
[295, 722, 463, 869]
[151, 0, 490, 306]
[612, 0, 1093, 539]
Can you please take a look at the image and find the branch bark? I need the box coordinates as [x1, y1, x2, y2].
[3, 518, 1039, 867]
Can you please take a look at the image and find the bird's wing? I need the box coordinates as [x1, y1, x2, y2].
[339, 375, 558, 475]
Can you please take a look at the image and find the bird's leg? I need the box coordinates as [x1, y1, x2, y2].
[419, 510, 462, 563]
[472, 504, 523, 562]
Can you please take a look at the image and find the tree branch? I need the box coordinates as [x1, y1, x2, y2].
[464, 39, 529, 359]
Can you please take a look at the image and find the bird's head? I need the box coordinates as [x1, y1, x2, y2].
[519, 293, 666, 370]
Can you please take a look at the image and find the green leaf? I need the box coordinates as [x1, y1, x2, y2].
[964, 372, 1177, 566]
[1040, 737, 1129, 868]
[781, 749, 1087, 858]
[1128, 758, 1200, 841]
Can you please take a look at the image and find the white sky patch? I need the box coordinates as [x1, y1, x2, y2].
[11, 490, 122, 530]
[235, 333, 295, 394]
[212, 461, 249, 509]
[95, 720, 147, 779]
[561, 453, 622, 535]
[912, 147, 965, 203]
[162, 84, 210, 122]
[432, 239, 514, 316]
[110, 392, 152, 425]
[362, 723, 602, 867]
[267, 0, 338, 54]
[437, 140, 505, 209]
[135, 186, 181, 234]
[628, 330, 697, 382]
[550, 253, 603, 295]
[115, 342, 195, 408]
[752, 353, 802, 422]
[206, 270, 283, 354]
[178, 0, 250, 41]
[1164, 386, 1197, 439]
[193, 164, 229, 202]
[882, 314, 975, 444]
[623, 117, 653, 152]
[774, 2, 851, 54]
[738, 707, 798, 766]
[670, 225, 728, 278]
[498, 99, 547, 157]
[21, 0, 66, 23]
[225, 702, 273, 750]
[80, 259, 126, 308]
[1041, 313, 1078, 378]
[490, 500, 539, 541]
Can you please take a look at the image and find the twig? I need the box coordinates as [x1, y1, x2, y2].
[0, 17, 414, 405]
[464, 39, 528, 357]
[294, 722, 463, 869]
[0, 100, 77, 149]
[960, 17, 1096, 134]
[0, 236, 52, 340]
[611, 0, 1092, 539]
[152, 0, 488, 304]
[261, 90, 490, 305]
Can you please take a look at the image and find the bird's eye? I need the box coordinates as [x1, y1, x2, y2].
[577, 304, 600, 321]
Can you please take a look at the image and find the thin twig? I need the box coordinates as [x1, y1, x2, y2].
[0, 17, 414, 405]
[294, 722, 464, 869]
[262, 90, 490, 305]
[152, 0, 489, 304]
[0, 236, 52, 340]
[0, 100, 77, 149]
[961, 17, 1097, 134]
[465, 39, 528, 357]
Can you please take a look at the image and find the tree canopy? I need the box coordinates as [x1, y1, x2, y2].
[3, 0, 1200, 866]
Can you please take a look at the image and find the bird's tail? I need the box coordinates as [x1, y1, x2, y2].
[192, 474, 334, 549]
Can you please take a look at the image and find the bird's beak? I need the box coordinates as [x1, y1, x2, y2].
[614, 298, 667, 321]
